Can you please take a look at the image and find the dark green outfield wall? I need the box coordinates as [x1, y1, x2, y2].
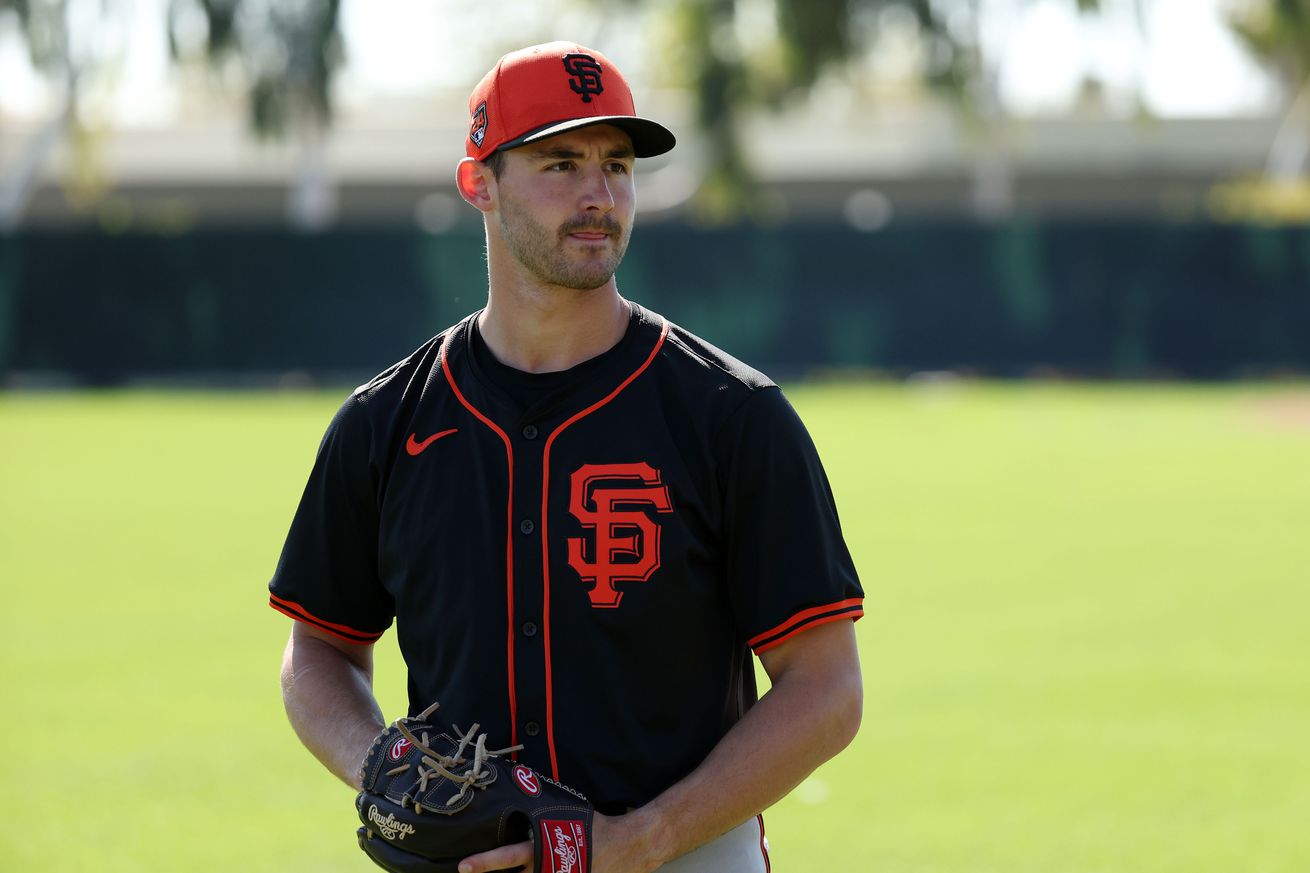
[2, 221, 1308, 383]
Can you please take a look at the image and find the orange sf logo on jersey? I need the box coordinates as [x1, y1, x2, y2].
[566, 462, 673, 607]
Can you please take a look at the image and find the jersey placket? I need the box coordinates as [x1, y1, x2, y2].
[441, 327, 574, 775]
[509, 412, 550, 769]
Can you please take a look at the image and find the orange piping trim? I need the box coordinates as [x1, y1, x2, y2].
[441, 332, 520, 753]
[751, 606, 864, 655]
[268, 595, 383, 644]
[747, 597, 864, 650]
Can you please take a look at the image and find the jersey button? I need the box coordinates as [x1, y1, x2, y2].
[522, 621, 538, 637]
[519, 519, 535, 535]
[522, 424, 538, 440]
[525, 721, 541, 737]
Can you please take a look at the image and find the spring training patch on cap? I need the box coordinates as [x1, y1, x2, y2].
[470, 102, 488, 148]
[562, 53, 604, 103]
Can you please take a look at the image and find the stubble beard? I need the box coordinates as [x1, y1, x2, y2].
[497, 199, 631, 292]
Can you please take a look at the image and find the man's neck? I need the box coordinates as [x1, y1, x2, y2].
[478, 281, 630, 374]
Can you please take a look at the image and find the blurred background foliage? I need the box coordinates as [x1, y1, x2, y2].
[3, 0, 1310, 379]
[5, 0, 1307, 221]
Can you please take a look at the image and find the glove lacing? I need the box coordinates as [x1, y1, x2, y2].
[388, 702, 524, 813]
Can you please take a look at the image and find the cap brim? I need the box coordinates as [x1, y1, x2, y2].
[498, 116, 676, 158]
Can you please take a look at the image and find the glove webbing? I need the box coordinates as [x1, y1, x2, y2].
[389, 702, 524, 813]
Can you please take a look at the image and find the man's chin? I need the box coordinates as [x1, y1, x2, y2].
[556, 273, 617, 292]
[549, 258, 621, 291]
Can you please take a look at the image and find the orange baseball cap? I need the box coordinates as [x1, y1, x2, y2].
[466, 42, 676, 161]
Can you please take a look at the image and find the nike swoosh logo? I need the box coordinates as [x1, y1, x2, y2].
[405, 428, 459, 456]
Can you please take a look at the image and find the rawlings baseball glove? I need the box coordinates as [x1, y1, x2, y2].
[355, 701, 593, 873]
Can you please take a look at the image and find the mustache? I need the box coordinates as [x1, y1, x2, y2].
[559, 215, 623, 237]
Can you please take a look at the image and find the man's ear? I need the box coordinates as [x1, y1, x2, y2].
[456, 158, 494, 212]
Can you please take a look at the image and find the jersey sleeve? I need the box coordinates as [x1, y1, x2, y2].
[716, 386, 863, 655]
[267, 391, 394, 644]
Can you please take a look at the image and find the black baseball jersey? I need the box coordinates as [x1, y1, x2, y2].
[269, 302, 862, 812]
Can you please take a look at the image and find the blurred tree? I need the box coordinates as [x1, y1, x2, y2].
[650, 0, 1130, 222]
[1229, 0, 1310, 95]
[0, 0, 127, 230]
[0, 0, 344, 230]
[166, 0, 342, 140]
[644, 0, 961, 221]
[167, 0, 344, 228]
[1228, 0, 1310, 180]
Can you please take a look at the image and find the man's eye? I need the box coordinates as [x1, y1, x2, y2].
[608, 163, 630, 174]
[548, 162, 574, 171]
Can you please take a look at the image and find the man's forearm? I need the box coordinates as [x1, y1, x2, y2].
[615, 621, 864, 871]
[280, 629, 387, 789]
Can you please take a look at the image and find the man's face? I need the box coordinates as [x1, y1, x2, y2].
[491, 124, 637, 291]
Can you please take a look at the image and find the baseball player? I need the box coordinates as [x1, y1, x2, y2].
[270, 42, 864, 873]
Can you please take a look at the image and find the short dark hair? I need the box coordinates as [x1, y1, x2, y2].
[483, 150, 506, 180]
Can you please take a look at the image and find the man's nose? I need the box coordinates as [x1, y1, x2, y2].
[579, 165, 615, 212]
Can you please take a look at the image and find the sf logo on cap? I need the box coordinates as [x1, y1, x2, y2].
[563, 53, 603, 103]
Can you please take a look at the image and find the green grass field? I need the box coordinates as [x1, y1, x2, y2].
[1, 382, 1307, 872]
